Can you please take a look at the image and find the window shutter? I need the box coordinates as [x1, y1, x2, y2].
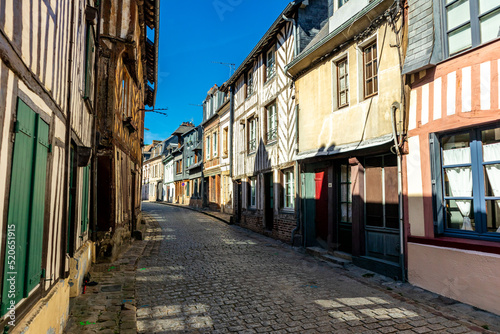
[26, 115, 49, 294]
[2, 100, 37, 314]
[430, 133, 444, 235]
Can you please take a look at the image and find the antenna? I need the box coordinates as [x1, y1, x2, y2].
[212, 61, 236, 77]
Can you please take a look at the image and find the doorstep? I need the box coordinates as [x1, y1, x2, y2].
[306, 247, 351, 267]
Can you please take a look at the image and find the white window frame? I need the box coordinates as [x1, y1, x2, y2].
[213, 132, 218, 157]
[248, 118, 257, 153]
[266, 103, 277, 143]
[249, 177, 257, 208]
[283, 169, 294, 210]
[206, 135, 211, 160]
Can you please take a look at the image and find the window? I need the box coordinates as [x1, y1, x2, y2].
[432, 125, 500, 238]
[443, 0, 500, 56]
[266, 103, 277, 143]
[213, 132, 218, 157]
[283, 169, 295, 209]
[206, 136, 211, 160]
[121, 79, 127, 116]
[84, 24, 95, 102]
[338, 0, 350, 8]
[363, 42, 378, 98]
[266, 47, 275, 80]
[223, 127, 229, 156]
[365, 155, 399, 229]
[249, 177, 256, 208]
[247, 70, 254, 97]
[337, 58, 349, 108]
[340, 164, 352, 224]
[176, 160, 182, 174]
[248, 118, 257, 153]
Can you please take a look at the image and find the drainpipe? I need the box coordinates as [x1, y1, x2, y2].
[391, 102, 405, 282]
[291, 105, 300, 245]
[61, 0, 76, 278]
[229, 84, 234, 179]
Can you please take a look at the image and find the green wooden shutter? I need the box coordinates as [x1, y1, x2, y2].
[1, 99, 48, 314]
[25, 115, 49, 294]
[81, 165, 90, 233]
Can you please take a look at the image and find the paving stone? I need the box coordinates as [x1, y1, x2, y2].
[66, 204, 491, 334]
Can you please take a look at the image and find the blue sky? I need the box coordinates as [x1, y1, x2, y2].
[144, 1, 290, 144]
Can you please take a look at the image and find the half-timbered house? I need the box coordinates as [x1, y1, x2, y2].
[203, 85, 226, 211]
[402, 0, 500, 315]
[229, 0, 329, 243]
[95, 0, 159, 260]
[286, 0, 406, 278]
[0, 0, 98, 331]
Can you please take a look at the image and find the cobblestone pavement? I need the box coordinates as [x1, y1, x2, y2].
[64, 216, 157, 334]
[136, 203, 499, 334]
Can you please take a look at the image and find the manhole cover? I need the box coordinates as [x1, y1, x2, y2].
[101, 285, 122, 292]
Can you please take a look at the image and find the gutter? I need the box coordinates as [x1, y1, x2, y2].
[226, 1, 301, 85]
[229, 84, 235, 178]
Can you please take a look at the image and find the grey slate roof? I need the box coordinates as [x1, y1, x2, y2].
[402, 0, 436, 74]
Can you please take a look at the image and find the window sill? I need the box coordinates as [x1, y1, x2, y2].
[280, 208, 295, 214]
[408, 235, 500, 255]
[266, 139, 278, 147]
[247, 151, 256, 156]
[264, 75, 276, 86]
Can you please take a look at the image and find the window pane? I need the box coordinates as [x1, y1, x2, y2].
[340, 92, 347, 106]
[341, 203, 349, 222]
[444, 167, 473, 197]
[448, 24, 472, 54]
[442, 133, 471, 165]
[447, 0, 470, 30]
[446, 199, 475, 230]
[484, 164, 500, 197]
[341, 165, 348, 182]
[486, 200, 500, 232]
[479, 0, 499, 14]
[341, 184, 348, 202]
[480, 9, 500, 44]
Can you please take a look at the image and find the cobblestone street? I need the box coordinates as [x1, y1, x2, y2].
[135, 203, 499, 334]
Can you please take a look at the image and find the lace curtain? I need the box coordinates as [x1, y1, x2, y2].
[483, 143, 500, 233]
[443, 148, 473, 230]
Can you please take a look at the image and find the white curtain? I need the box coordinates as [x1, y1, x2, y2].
[443, 148, 473, 230]
[483, 143, 500, 233]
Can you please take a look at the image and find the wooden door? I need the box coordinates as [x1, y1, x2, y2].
[315, 170, 329, 241]
[265, 173, 274, 230]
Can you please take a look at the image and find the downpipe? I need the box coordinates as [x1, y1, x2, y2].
[391, 102, 405, 282]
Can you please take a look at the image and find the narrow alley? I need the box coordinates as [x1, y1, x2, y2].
[131, 203, 497, 334]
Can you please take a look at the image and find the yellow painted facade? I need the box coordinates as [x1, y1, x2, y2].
[11, 280, 70, 334]
[295, 21, 402, 154]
